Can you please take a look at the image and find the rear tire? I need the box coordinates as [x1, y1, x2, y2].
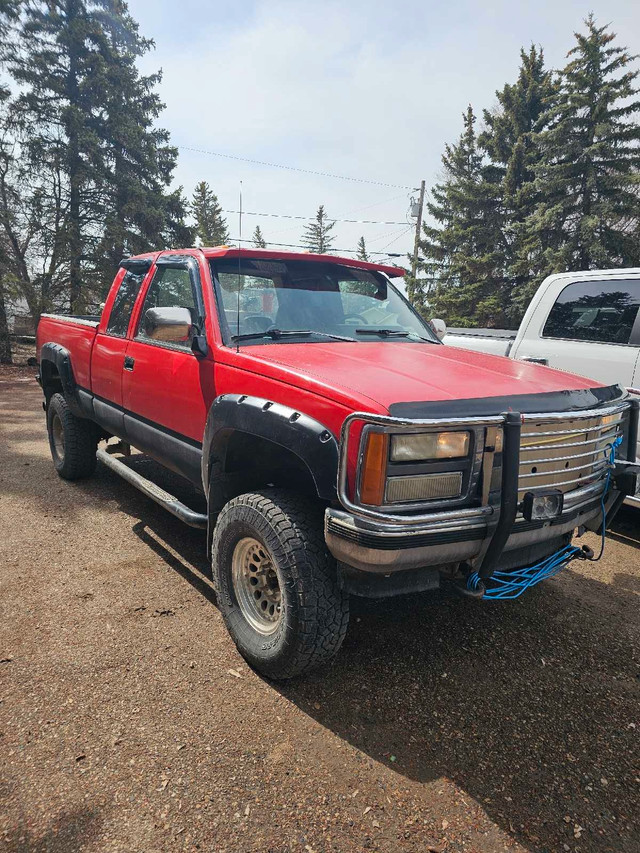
[211, 490, 349, 679]
[46, 393, 97, 480]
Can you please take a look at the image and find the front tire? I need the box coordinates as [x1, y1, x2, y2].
[46, 393, 97, 480]
[211, 490, 349, 679]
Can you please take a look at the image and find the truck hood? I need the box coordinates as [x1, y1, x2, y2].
[242, 341, 611, 413]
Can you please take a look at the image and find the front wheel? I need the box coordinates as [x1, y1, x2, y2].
[211, 490, 349, 679]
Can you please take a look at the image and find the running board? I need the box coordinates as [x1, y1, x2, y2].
[96, 449, 207, 529]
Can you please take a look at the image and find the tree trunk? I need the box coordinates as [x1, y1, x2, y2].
[66, 0, 83, 314]
[0, 279, 12, 364]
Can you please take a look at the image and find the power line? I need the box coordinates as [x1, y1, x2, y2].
[242, 191, 414, 241]
[223, 209, 409, 226]
[337, 192, 411, 218]
[178, 145, 415, 189]
[229, 238, 407, 259]
[366, 225, 413, 245]
[378, 227, 414, 252]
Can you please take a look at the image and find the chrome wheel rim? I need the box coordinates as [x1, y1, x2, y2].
[52, 413, 65, 462]
[231, 537, 283, 635]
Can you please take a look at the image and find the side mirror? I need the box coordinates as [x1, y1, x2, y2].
[430, 318, 447, 341]
[142, 306, 192, 343]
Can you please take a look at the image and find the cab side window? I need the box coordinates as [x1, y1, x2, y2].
[106, 270, 146, 337]
[136, 266, 198, 347]
[542, 280, 640, 345]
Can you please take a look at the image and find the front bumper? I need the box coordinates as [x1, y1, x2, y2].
[326, 481, 606, 573]
[326, 399, 639, 581]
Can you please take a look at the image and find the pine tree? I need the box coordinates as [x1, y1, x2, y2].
[2, 1, 186, 313]
[301, 205, 335, 253]
[356, 236, 369, 261]
[252, 225, 266, 248]
[479, 46, 558, 321]
[163, 187, 196, 250]
[94, 14, 191, 289]
[191, 181, 229, 247]
[418, 106, 507, 327]
[524, 16, 640, 303]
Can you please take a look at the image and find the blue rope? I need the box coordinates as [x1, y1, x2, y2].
[468, 435, 622, 600]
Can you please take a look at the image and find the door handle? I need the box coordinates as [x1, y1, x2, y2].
[123, 355, 135, 371]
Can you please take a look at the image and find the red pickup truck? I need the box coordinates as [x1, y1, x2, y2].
[36, 247, 638, 678]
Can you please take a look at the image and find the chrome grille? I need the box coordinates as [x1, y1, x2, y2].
[518, 410, 625, 496]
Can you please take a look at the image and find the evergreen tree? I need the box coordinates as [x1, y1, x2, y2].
[479, 46, 558, 321]
[301, 205, 335, 253]
[2, 0, 186, 313]
[94, 15, 190, 289]
[523, 16, 640, 307]
[418, 106, 507, 327]
[356, 236, 369, 261]
[252, 225, 266, 248]
[163, 187, 196, 249]
[191, 181, 229, 246]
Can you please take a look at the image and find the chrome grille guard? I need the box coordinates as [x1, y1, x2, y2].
[337, 401, 636, 528]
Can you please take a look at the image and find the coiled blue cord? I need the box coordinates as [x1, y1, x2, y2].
[467, 435, 623, 600]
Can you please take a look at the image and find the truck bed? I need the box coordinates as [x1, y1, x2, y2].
[37, 313, 100, 391]
[447, 327, 517, 339]
[444, 327, 517, 356]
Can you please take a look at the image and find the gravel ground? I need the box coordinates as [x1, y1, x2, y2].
[1, 365, 639, 853]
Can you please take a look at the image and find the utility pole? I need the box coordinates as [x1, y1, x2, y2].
[410, 180, 425, 281]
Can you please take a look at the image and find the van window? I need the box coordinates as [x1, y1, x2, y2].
[106, 270, 146, 337]
[542, 280, 640, 345]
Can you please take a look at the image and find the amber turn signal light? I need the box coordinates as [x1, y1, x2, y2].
[360, 432, 389, 505]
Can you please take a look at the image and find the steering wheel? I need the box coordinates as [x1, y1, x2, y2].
[343, 314, 368, 325]
[243, 314, 272, 333]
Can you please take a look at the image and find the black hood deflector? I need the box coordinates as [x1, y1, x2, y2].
[388, 384, 626, 419]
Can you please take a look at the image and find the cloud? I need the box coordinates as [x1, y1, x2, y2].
[130, 0, 640, 261]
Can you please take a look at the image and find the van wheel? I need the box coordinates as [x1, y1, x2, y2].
[46, 393, 97, 480]
[211, 490, 349, 679]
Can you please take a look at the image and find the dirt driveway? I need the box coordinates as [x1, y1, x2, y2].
[1, 370, 638, 853]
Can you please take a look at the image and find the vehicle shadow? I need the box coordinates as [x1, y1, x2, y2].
[273, 574, 639, 853]
[87, 454, 211, 577]
[8, 417, 637, 853]
[68, 455, 640, 852]
[606, 504, 640, 550]
[2, 806, 101, 853]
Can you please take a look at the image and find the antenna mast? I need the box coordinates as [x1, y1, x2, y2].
[236, 181, 242, 353]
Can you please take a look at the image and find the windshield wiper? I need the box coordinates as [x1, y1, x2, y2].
[355, 328, 410, 337]
[306, 330, 355, 342]
[355, 328, 437, 343]
[232, 328, 311, 342]
[231, 328, 355, 343]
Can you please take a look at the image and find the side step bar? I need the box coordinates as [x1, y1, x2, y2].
[97, 449, 207, 530]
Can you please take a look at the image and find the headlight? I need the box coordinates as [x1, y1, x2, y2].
[390, 431, 470, 462]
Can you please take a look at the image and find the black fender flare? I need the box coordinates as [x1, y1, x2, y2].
[201, 394, 339, 503]
[39, 342, 84, 417]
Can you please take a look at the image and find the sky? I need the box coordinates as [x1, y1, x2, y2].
[129, 0, 640, 266]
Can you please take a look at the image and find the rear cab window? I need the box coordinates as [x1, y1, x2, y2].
[543, 279, 640, 345]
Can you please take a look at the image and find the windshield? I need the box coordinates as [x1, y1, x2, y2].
[210, 258, 438, 346]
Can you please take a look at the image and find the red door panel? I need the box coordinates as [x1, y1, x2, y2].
[91, 333, 128, 406]
[122, 341, 215, 443]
